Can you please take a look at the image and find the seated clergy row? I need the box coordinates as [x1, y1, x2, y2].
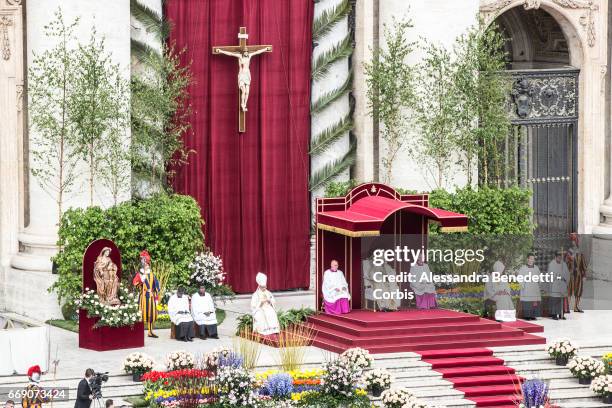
[323, 256, 439, 315]
[167, 285, 219, 342]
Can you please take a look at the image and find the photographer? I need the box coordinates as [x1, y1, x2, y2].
[104, 400, 113, 408]
[74, 369, 94, 408]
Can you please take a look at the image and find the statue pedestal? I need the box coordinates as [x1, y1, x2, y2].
[78, 310, 144, 351]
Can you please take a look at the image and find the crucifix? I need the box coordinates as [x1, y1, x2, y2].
[212, 27, 272, 132]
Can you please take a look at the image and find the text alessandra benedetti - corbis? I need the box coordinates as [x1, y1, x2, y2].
[370, 271, 555, 284]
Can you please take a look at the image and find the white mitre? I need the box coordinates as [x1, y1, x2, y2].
[256, 272, 267, 286]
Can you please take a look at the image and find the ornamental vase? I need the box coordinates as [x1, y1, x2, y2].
[132, 372, 143, 382]
[370, 386, 383, 397]
[602, 394, 612, 404]
[555, 355, 568, 366]
[578, 377, 591, 385]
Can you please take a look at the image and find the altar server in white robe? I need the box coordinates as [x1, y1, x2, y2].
[362, 258, 399, 311]
[517, 253, 542, 320]
[168, 287, 195, 341]
[484, 261, 516, 322]
[251, 272, 280, 336]
[322, 260, 351, 315]
[548, 251, 569, 320]
[409, 253, 437, 309]
[191, 285, 219, 339]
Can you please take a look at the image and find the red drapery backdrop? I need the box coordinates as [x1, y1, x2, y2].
[165, 0, 312, 293]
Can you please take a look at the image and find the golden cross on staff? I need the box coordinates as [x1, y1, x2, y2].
[212, 27, 272, 133]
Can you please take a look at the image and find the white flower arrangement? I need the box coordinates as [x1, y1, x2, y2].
[165, 350, 195, 370]
[75, 284, 141, 328]
[381, 388, 428, 408]
[217, 366, 257, 406]
[363, 368, 392, 391]
[545, 339, 578, 358]
[590, 374, 612, 396]
[340, 347, 374, 370]
[201, 346, 232, 370]
[568, 356, 606, 379]
[321, 357, 361, 397]
[189, 251, 226, 288]
[122, 352, 155, 374]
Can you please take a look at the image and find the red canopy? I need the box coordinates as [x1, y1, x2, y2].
[316, 184, 468, 237]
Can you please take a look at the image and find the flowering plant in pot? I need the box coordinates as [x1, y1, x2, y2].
[363, 368, 392, 397]
[380, 388, 428, 408]
[567, 356, 605, 384]
[545, 339, 577, 366]
[340, 347, 374, 370]
[590, 374, 612, 404]
[165, 350, 195, 370]
[122, 352, 155, 381]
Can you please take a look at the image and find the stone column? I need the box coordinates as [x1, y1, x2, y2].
[352, 0, 377, 183]
[0, 0, 24, 312]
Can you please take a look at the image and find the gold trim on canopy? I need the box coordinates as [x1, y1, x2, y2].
[317, 223, 380, 237]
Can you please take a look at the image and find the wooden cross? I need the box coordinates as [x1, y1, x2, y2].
[212, 27, 272, 132]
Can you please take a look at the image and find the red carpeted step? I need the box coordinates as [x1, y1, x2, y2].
[309, 309, 480, 328]
[476, 405, 518, 408]
[449, 374, 523, 387]
[423, 356, 505, 369]
[457, 384, 521, 397]
[419, 348, 493, 359]
[308, 315, 502, 336]
[437, 365, 515, 378]
[500, 319, 544, 333]
[313, 326, 526, 346]
[469, 394, 520, 406]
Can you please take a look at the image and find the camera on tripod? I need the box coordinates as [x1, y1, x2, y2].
[89, 372, 109, 399]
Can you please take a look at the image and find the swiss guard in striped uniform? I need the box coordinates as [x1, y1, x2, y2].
[133, 250, 160, 338]
[21, 365, 49, 408]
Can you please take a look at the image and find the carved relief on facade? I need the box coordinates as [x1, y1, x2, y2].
[480, 0, 599, 46]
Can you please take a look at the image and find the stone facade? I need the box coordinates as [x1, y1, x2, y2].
[0, 0, 131, 320]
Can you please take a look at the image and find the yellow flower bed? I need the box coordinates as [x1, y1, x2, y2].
[255, 368, 324, 381]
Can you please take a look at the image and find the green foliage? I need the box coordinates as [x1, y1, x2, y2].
[309, 116, 354, 156]
[27, 10, 83, 224]
[453, 20, 511, 186]
[324, 180, 359, 198]
[312, 35, 353, 82]
[295, 391, 371, 408]
[234, 307, 315, 336]
[311, 70, 353, 114]
[51, 194, 205, 305]
[309, 140, 356, 192]
[437, 297, 483, 316]
[429, 186, 534, 234]
[312, 0, 351, 42]
[364, 17, 416, 183]
[46, 319, 79, 333]
[131, 43, 193, 193]
[70, 29, 130, 206]
[414, 40, 460, 189]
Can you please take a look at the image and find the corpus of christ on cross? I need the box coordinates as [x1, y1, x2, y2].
[212, 27, 272, 133]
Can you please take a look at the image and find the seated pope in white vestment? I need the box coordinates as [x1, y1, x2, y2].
[251, 272, 280, 336]
[168, 287, 195, 341]
[484, 261, 516, 322]
[409, 254, 437, 309]
[362, 258, 399, 311]
[191, 285, 219, 339]
[322, 260, 351, 315]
